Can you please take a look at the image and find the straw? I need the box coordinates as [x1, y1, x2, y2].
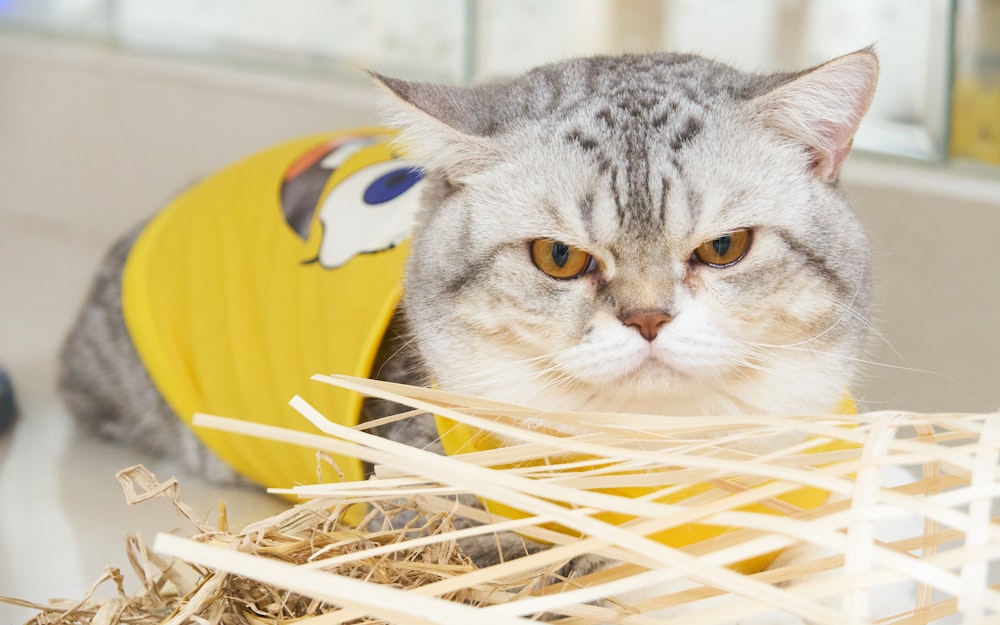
[3, 375, 996, 625]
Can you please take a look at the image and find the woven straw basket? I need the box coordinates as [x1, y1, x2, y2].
[6, 374, 998, 625]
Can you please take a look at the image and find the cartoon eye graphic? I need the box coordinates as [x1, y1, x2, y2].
[281, 134, 384, 240]
[363, 167, 424, 205]
[313, 160, 426, 268]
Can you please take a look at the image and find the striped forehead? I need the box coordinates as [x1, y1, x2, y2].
[559, 96, 708, 236]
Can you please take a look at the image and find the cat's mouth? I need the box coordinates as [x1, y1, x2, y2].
[550, 334, 708, 390]
[578, 350, 695, 388]
[631, 356, 695, 383]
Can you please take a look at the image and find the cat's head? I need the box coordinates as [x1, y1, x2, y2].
[376, 49, 877, 419]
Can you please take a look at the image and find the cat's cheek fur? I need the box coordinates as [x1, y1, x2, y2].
[408, 274, 598, 400]
[551, 315, 653, 382]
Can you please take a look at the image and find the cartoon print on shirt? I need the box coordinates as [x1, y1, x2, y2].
[280, 132, 425, 269]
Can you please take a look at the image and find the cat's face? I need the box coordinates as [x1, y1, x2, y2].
[382, 51, 877, 418]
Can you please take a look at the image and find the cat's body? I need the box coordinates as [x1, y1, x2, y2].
[60, 49, 894, 621]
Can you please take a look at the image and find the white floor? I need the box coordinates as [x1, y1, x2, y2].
[0, 378, 287, 625]
[0, 34, 377, 625]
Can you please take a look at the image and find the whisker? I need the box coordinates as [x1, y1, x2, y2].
[838, 303, 908, 364]
[373, 309, 463, 380]
[432, 352, 555, 390]
[745, 340, 943, 376]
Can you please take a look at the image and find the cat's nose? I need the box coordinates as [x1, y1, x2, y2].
[620, 311, 673, 342]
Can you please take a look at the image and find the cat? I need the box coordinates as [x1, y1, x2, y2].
[60, 47, 890, 621]
[383, 50, 876, 421]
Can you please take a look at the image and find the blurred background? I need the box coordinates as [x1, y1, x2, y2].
[0, 0, 998, 621]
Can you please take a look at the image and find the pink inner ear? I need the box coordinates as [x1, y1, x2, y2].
[823, 137, 855, 181]
[814, 115, 863, 181]
[760, 50, 879, 183]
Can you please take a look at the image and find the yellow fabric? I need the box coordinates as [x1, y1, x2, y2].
[122, 128, 409, 497]
[121, 124, 860, 567]
[434, 396, 858, 574]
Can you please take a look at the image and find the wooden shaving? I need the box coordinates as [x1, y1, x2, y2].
[3, 375, 997, 624]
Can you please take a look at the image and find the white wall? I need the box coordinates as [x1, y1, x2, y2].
[1, 31, 997, 413]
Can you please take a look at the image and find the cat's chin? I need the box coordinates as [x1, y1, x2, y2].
[488, 353, 848, 419]
[620, 356, 699, 386]
[564, 350, 735, 404]
[446, 364, 732, 418]
[550, 337, 702, 390]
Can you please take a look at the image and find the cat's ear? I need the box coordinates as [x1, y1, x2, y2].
[755, 48, 879, 182]
[370, 73, 502, 178]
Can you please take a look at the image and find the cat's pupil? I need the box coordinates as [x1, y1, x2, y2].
[712, 236, 732, 257]
[551, 242, 571, 268]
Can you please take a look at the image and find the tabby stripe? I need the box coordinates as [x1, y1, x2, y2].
[772, 227, 851, 297]
[442, 242, 519, 295]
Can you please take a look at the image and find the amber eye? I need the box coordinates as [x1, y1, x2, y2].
[530, 239, 594, 279]
[693, 229, 752, 267]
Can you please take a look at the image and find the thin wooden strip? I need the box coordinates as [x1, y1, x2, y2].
[843, 413, 907, 620]
[648, 543, 1000, 625]
[287, 397, 722, 526]
[323, 375, 992, 438]
[958, 414, 1000, 622]
[323, 376, 986, 434]
[184, 390, 996, 620]
[913, 421, 945, 614]
[153, 533, 535, 625]
[273, 484, 467, 498]
[300, 402, 896, 564]
[194, 409, 1000, 571]
[193, 410, 992, 596]
[286, 397, 843, 623]
[16, 370, 1000, 625]
[193, 411, 675, 522]
[675, 508, 967, 600]
[300, 515, 547, 570]
[884, 584, 1000, 625]
[269, 528, 604, 625]
[412, 472, 992, 616]
[353, 407, 427, 431]
[315, 375, 995, 495]
[480, 565, 700, 619]
[410, 502, 873, 620]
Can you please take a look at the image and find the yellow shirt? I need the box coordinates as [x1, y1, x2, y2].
[435, 396, 857, 574]
[123, 127, 855, 571]
[122, 128, 424, 492]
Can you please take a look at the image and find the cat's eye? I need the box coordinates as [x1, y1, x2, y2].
[530, 239, 595, 279]
[693, 229, 752, 267]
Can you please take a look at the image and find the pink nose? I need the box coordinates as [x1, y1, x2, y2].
[621, 311, 673, 342]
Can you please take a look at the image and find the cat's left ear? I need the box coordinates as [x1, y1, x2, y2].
[370, 73, 503, 179]
[755, 47, 879, 182]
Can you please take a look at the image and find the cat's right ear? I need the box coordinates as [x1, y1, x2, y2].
[370, 73, 502, 179]
[753, 48, 879, 183]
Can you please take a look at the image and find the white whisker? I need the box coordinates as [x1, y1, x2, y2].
[744, 340, 942, 376]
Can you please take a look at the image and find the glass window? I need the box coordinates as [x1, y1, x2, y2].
[0, 0, 110, 36]
[0, 0, 989, 165]
[112, 0, 470, 83]
[473, 0, 954, 161]
[951, 0, 1000, 165]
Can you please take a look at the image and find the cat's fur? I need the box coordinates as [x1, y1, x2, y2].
[60, 49, 888, 621]
[385, 50, 876, 421]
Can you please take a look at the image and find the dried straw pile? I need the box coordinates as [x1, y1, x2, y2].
[4, 374, 998, 625]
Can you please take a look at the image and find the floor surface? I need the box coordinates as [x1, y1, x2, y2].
[0, 34, 376, 625]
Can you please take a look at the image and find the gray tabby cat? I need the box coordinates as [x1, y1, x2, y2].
[385, 48, 876, 420]
[61, 48, 888, 620]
